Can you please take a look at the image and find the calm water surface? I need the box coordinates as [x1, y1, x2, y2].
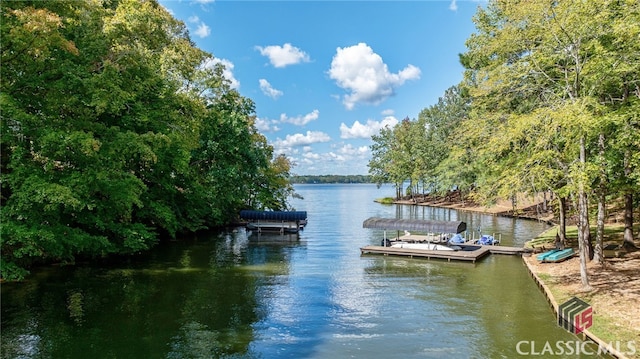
[2, 184, 600, 358]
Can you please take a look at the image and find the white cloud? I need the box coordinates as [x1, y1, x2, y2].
[272, 131, 331, 160]
[254, 117, 280, 133]
[256, 110, 319, 132]
[381, 109, 395, 116]
[188, 16, 211, 38]
[338, 144, 369, 156]
[339, 116, 399, 139]
[194, 0, 215, 3]
[449, 0, 458, 11]
[279, 110, 319, 126]
[255, 110, 319, 134]
[329, 43, 421, 110]
[327, 152, 346, 162]
[303, 152, 321, 160]
[273, 131, 331, 148]
[195, 23, 211, 38]
[202, 57, 239, 89]
[301, 151, 345, 166]
[288, 146, 372, 175]
[255, 43, 311, 68]
[259, 79, 283, 99]
[163, 6, 174, 15]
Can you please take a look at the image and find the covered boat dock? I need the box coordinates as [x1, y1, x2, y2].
[240, 210, 307, 233]
[362, 217, 467, 234]
[360, 217, 529, 263]
[362, 217, 467, 245]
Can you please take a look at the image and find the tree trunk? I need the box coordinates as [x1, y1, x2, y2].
[577, 136, 592, 290]
[558, 196, 567, 245]
[578, 190, 592, 289]
[594, 192, 605, 265]
[623, 193, 636, 249]
[593, 133, 606, 265]
[622, 148, 637, 249]
[408, 180, 413, 202]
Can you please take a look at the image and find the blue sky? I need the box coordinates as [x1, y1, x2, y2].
[159, 0, 483, 175]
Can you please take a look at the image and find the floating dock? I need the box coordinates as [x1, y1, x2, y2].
[360, 244, 530, 263]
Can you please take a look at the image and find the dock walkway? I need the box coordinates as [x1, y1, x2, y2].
[360, 244, 531, 263]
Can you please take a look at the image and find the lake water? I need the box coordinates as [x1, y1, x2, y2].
[1, 184, 599, 358]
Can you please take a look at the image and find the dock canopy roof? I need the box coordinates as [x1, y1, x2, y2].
[240, 210, 307, 221]
[362, 217, 466, 234]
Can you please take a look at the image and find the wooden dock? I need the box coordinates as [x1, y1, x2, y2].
[360, 244, 531, 263]
[485, 245, 532, 255]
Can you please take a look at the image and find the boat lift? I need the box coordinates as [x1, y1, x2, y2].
[362, 217, 467, 247]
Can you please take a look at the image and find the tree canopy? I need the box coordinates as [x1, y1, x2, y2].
[1, 0, 296, 280]
[368, 0, 639, 288]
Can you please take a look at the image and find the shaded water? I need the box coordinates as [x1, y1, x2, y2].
[2, 184, 601, 358]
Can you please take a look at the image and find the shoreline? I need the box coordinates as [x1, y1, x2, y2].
[522, 256, 633, 359]
[392, 197, 639, 359]
[388, 192, 556, 224]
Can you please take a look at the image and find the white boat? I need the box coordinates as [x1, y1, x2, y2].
[390, 242, 457, 251]
[398, 232, 450, 244]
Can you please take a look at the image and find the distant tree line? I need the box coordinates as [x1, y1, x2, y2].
[369, 0, 639, 289]
[291, 175, 372, 184]
[1, 0, 296, 280]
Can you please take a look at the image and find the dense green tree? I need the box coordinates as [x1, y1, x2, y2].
[458, 0, 640, 288]
[1, 0, 296, 280]
[369, 125, 398, 197]
[252, 154, 297, 211]
[393, 118, 420, 199]
[590, 0, 640, 250]
[367, 0, 639, 290]
[420, 85, 470, 196]
[368, 85, 470, 201]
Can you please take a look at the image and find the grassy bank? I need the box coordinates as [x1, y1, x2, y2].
[525, 224, 640, 358]
[375, 197, 396, 205]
